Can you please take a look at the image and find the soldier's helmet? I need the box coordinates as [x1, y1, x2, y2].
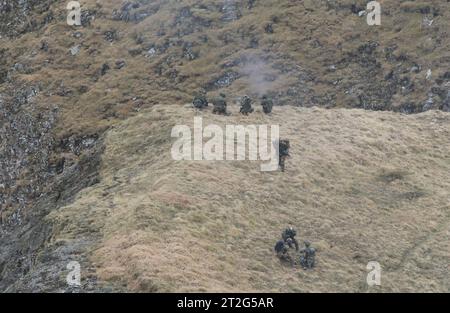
[304, 240, 311, 247]
[286, 238, 293, 245]
[219, 93, 226, 98]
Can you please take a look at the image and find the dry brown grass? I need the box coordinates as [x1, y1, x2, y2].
[47, 104, 450, 292]
[3, 0, 449, 139]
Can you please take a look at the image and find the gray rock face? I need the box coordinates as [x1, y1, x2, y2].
[0, 84, 53, 227]
[211, 71, 240, 89]
[80, 9, 97, 27]
[442, 91, 450, 112]
[0, 0, 57, 38]
[112, 1, 159, 23]
[69, 45, 81, 56]
[0, 79, 106, 292]
[221, 0, 241, 22]
[172, 6, 212, 36]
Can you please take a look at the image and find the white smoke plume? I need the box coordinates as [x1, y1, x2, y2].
[240, 55, 274, 97]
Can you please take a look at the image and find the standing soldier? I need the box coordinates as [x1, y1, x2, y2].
[261, 95, 273, 114]
[239, 95, 254, 115]
[300, 241, 316, 269]
[212, 93, 229, 115]
[278, 139, 290, 172]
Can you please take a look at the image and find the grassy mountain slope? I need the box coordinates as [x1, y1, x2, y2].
[47, 104, 450, 292]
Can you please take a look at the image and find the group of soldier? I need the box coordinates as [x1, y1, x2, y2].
[192, 90, 290, 172]
[274, 227, 316, 270]
[193, 90, 273, 116]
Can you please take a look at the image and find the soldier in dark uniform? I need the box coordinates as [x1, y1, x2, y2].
[281, 227, 299, 251]
[212, 93, 229, 115]
[192, 89, 208, 109]
[274, 239, 294, 265]
[278, 139, 290, 172]
[300, 241, 316, 270]
[239, 95, 254, 115]
[274, 239, 286, 255]
[261, 95, 273, 114]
